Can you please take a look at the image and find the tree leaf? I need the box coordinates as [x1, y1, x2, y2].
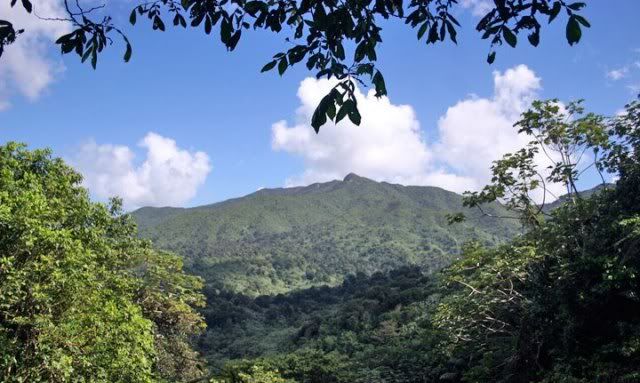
[549, 1, 561, 23]
[372, 71, 386, 97]
[278, 57, 288, 75]
[487, 51, 496, 64]
[21, 0, 32, 13]
[502, 27, 517, 48]
[528, 31, 539, 47]
[336, 99, 352, 123]
[417, 22, 428, 40]
[205, 16, 212, 34]
[567, 2, 586, 11]
[228, 30, 241, 51]
[573, 15, 590, 28]
[348, 103, 361, 125]
[311, 103, 328, 132]
[261, 60, 277, 72]
[446, 21, 457, 44]
[566, 16, 581, 45]
[124, 41, 132, 62]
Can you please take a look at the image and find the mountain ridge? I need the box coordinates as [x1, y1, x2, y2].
[132, 174, 520, 296]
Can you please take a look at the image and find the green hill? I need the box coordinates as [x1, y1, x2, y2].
[132, 173, 519, 296]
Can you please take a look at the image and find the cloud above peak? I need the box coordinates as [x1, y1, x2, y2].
[272, 65, 560, 200]
[73, 132, 211, 209]
[272, 78, 431, 187]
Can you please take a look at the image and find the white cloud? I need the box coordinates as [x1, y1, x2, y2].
[433, 65, 541, 190]
[272, 65, 567, 202]
[272, 78, 433, 187]
[73, 132, 212, 209]
[460, 0, 493, 17]
[606, 67, 629, 81]
[0, 0, 70, 109]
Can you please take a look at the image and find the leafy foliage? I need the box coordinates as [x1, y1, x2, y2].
[435, 98, 640, 382]
[0, 143, 206, 382]
[0, 20, 21, 58]
[193, 98, 640, 383]
[462, 99, 611, 227]
[201, 267, 448, 383]
[2, 0, 589, 130]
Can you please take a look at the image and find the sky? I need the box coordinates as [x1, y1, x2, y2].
[1, 0, 639, 210]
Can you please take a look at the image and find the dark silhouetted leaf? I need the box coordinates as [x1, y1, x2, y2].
[566, 16, 581, 45]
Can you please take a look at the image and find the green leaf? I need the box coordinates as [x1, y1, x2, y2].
[205, 16, 212, 34]
[220, 18, 232, 43]
[446, 21, 457, 44]
[278, 57, 288, 75]
[327, 101, 336, 120]
[336, 99, 352, 123]
[21, 0, 32, 13]
[567, 2, 586, 11]
[566, 16, 581, 45]
[228, 30, 241, 51]
[528, 31, 539, 47]
[81, 46, 92, 62]
[55, 33, 72, 45]
[573, 15, 591, 28]
[348, 103, 361, 125]
[311, 103, 328, 132]
[502, 27, 517, 48]
[372, 71, 386, 97]
[91, 50, 97, 69]
[260, 60, 277, 72]
[417, 22, 428, 40]
[487, 51, 496, 64]
[549, 1, 561, 23]
[61, 42, 74, 54]
[427, 24, 439, 44]
[123, 41, 132, 62]
[153, 16, 166, 32]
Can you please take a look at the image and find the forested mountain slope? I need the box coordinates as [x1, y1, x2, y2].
[132, 174, 519, 295]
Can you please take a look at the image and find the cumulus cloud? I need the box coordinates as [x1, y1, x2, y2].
[272, 78, 432, 187]
[73, 132, 211, 209]
[272, 65, 567, 202]
[433, 65, 541, 190]
[0, 0, 70, 109]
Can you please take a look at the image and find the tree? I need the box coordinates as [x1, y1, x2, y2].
[0, 142, 206, 382]
[461, 99, 610, 227]
[437, 98, 640, 382]
[1, 0, 590, 131]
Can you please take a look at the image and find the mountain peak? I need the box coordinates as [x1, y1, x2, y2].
[343, 173, 367, 182]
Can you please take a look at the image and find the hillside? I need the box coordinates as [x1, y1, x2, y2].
[132, 173, 520, 295]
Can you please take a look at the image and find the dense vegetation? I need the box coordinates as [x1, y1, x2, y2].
[0, 143, 206, 382]
[161, 98, 640, 382]
[133, 174, 518, 296]
[199, 266, 445, 381]
[2, 97, 639, 382]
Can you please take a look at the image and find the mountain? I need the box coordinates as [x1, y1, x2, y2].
[543, 183, 615, 211]
[132, 174, 520, 296]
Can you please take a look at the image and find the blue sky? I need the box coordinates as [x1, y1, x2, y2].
[1, 0, 639, 209]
